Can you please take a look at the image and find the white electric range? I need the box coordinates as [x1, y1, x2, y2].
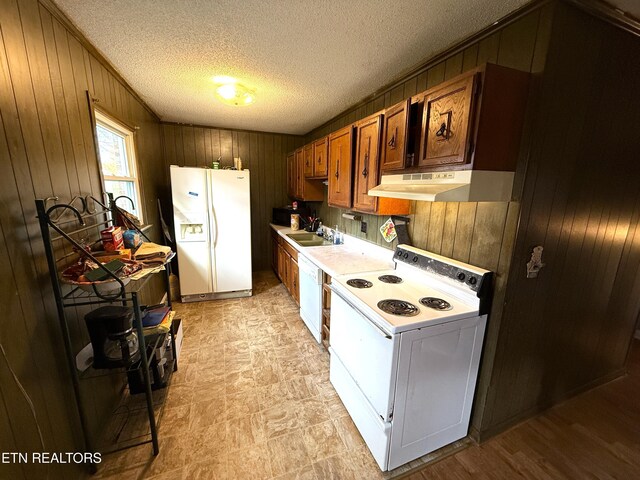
[329, 244, 492, 471]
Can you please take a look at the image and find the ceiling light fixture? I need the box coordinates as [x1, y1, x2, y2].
[213, 77, 255, 107]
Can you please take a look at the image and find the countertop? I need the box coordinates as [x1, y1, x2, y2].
[270, 224, 395, 277]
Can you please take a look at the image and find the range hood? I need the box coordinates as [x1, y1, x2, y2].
[368, 170, 515, 202]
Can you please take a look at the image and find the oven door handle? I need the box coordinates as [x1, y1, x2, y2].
[330, 286, 392, 339]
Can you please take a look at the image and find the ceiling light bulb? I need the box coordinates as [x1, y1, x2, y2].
[215, 82, 255, 107]
[217, 84, 237, 100]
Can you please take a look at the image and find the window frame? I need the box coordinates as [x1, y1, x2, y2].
[93, 108, 145, 222]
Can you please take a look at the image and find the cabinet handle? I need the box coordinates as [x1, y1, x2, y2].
[362, 137, 371, 177]
[435, 122, 447, 138]
[306, 160, 309, 167]
[317, 156, 321, 164]
[335, 159, 340, 179]
[387, 127, 397, 148]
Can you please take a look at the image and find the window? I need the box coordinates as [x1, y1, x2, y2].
[94, 110, 143, 221]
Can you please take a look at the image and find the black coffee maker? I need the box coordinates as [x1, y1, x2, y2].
[85, 306, 140, 369]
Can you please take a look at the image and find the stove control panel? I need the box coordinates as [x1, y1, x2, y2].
[394, 247, 487, 294]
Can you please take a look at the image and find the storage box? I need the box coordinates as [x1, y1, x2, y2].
[101, 226, 124, 252]
[172, 317, 183, 364]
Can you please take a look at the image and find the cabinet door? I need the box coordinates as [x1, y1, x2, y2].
[290, 258, 300, 306]
[353, 114, 382, 213]
[277, 243, 285, 282]
[294, 148, 304, 198]
[419, 73, 477, 167]
[282, 250, 290, 290]
[312, 136, 329, 178]
[271, 232, 279, 273]
[303, 144, 314, 177]
[381, 100, 409, 172]
[286, 152, 296, 198]
[328, 125, 354, 209]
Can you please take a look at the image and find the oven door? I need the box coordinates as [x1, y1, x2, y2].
[330, 289, 400, 422]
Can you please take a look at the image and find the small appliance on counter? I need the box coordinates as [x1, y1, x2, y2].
[85, 306, 139, 369]
[273, 206, 308, 227]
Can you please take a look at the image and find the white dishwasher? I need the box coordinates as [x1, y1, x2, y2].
[298, 255, 322, 343]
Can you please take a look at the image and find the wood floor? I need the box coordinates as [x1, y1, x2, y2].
[406, 339, 640, 480]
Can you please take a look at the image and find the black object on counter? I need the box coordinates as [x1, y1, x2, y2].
[392, 216, 412, 246]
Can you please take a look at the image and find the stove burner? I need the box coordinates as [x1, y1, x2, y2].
[377, 299, 419, 316]
[420, 297, 452, 311]
[378, 275, 403, 284]
[347, 279, 373, 289]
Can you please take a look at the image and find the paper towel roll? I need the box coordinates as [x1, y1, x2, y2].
[76, 343, 94, 372]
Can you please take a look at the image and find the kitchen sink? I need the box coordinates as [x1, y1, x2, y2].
[286, 232, 333, 247]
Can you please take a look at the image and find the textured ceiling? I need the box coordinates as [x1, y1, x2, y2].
[54, 0, 535, 134]
[609, 0, 640, 19]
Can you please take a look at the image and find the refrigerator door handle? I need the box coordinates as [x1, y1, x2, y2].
[211, 203, 219, 248]
[206, 177, 217, 292]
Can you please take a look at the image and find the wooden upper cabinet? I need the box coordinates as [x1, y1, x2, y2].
[294, 148, 304, 198]
[303, 144, 313, 177]
[312, 136, 329, 178]
[353, 114, 411, 215]
[286, 152, 296, 198]
[328, 125, 354, 209]
[287, 148, 324, 201]
[353, 114, 382, 213]
[416, 64, 530, 172]
[418, 73, 477, 168]
[381, 100, 410, 172]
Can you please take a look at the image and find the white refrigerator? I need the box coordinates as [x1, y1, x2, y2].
[170, 165, 252, 302]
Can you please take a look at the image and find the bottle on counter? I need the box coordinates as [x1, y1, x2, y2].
[333, 225, 342, 245]
[316, 221, 323, 237]
[291, 214, 300, 231]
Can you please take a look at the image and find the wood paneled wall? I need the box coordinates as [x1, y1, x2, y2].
[0, 0, 164, 478]
[160, 123, 303, 271]
[475, 2, 640, 438]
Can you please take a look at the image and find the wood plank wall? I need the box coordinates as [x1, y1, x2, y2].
[308, 3, 555, 440]
[160, 123, 303, 271]
[476, 3, 640, 438]
[0, 0, 165, 478]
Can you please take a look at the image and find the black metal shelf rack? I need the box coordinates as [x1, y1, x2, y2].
[35, 193, 177, 473]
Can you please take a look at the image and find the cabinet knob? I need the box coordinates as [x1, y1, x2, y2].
[317, 156, 321, 164]
[335, 159, 340, 178]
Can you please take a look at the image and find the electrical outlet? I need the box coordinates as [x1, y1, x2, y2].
[361, 221, 367, 234]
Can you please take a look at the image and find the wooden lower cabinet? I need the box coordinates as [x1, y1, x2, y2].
[273, 232, 300, 306]
[277, 242, 288, 285]
[271, 229, 279, 274]
[289, 259, 299, 305]
[321, 272, 332, 349]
